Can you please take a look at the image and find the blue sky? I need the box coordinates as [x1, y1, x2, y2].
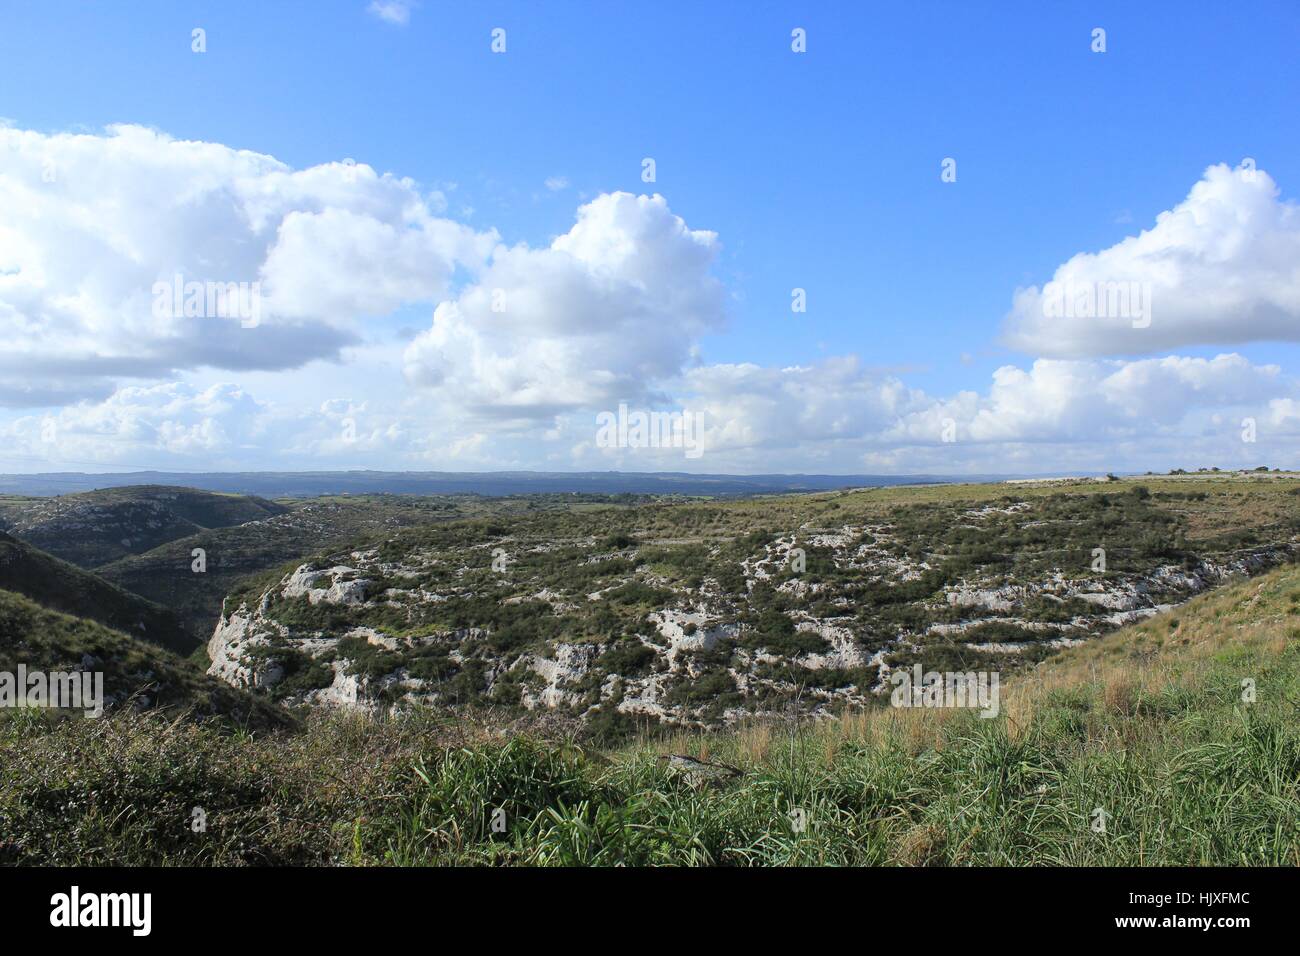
[1, 1, 1299, 474]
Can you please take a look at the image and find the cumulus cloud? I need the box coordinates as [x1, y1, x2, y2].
[0, 381, 431, 471]
[403, 192, 726, 420]
[551, 350, 1290, 473]
[638, 352, 1282, 469]
[0, 124, 492, 407]
[890, 354, 1283, 445]
[260, 206, 489, 321]
[679, 357, 930, 456]
[1268, 398, 1300, 431]
[1003, 163, 1300, 357]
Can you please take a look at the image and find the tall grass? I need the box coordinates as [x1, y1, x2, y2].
[374, 690, 1297, 866]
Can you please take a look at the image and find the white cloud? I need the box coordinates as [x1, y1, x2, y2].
[403, 192, 726, 420]
[544, 176, 569, 192]
[0, 381, 428, 471]
[366, 1, 412, 26]
[3, 382, 270, 468]
[889, 354, 1282, 445]
[3, 124, 1298, 477]
[3, 349, 1293, 475]
[541, 350, 1291, 473]
[1003, 163, 1300, 357]
[680, 357, 930, 456]
[261, 205, 491, 321]
[1268, 397, 1300, 431]
[0, 124, 492, 407]
[606, 352, 1288, 471]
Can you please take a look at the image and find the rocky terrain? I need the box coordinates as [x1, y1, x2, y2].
[0, 485, 656, 648]
[204, 479, 1300, 728]
[96, 491, 663, 645]
[0, 475, 1294, 732]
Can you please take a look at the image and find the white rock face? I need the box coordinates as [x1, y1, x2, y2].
[207, 607, 282, 689]
[1073, 584, 1146, 610]
[346, 626, 400, 651]
[962, 502, 1032, 521]
[650, 609, 739, 663]
[805, 527, 855, 548]
[965, 636, 1086, 653]
[1102, 607, 1167, 627]
[280, 565, 326, 600]
[281, 564, 371, 605]
[795, 621, 868, 671]
[926, 618, 1063, 638]
[200, 503, 1294, 726]
[947, 584, 1021, 612]
[616, 674, 669, 718]
[328, 579, 370, 605]
[521, 643, 596, 709]
[306, 662, 371, 710]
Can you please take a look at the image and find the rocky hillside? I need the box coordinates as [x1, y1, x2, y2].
[205, 479, 1300, 729]
[7, 549, 1297, 867]
[95, 492, 647, 645]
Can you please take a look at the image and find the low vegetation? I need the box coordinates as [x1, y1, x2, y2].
[4, 561, 1297, 865]
[0, 485, 287, 568]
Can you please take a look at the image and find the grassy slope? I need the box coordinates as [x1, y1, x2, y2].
[3, 559, 1296, 865]
[0, 588, 285, 727]
[0, 485, 288, 568]
[0, 531, 194, 654]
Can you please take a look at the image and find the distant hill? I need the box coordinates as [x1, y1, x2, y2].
[0, 470, 1034, 499]
[0, 485, 287, 568]
[0, 531, 194, 655]
[0, 587, 285, 727]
